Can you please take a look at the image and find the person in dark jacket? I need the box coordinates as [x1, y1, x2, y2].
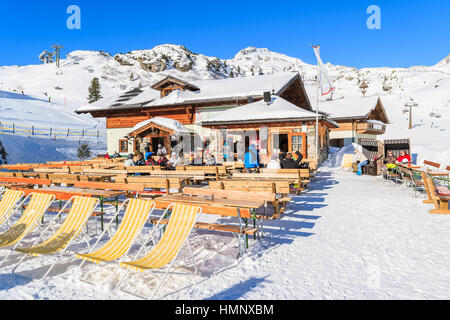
[133, 152, 146, 166]
[279, 151, 303, 169]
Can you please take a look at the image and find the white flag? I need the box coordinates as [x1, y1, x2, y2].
[313, 45, 335, 96]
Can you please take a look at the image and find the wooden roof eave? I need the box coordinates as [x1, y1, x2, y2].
[276, 73, 313, 112]
[151, 76, 200, 91]
[128, 122, 176, 138]
[202, 116, 339, 129]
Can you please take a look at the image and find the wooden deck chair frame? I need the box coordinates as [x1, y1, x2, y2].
[422, 173, 450, 214]
[0, 193, 55, 267]
[113, 203, 202, 300]
[11, 196, 99, 279]
[76, 198, 156, 285]
[401, 168, 426, 198]
[0, 189, 25, 230]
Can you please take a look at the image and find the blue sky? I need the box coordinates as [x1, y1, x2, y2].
[0, 0, 449, 68]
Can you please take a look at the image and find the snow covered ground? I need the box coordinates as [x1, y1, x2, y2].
[1, 168, 449, 300]
[0, 90, 106, 164]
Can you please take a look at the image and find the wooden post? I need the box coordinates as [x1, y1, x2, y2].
[165, 178, 170, 195]
[215, 167, 220, 181]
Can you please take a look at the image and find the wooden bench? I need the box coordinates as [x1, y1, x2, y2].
[209, 180, 290, 194]
[125, 166, 161, 173]
[260, 168, 312, 191]
[33, 168, 70, 174]
[176, 166, 228, 180]
[48, 174, 89, 186]
[231, 171, 306, 193]
[83, 168, 128, 175]
[182, 187, 287, 219]
[151, 201, 257, 236]
[150, 218, 258, 236]
[132, 170, 206, 183]
[0, 172, 24, 178]
[115, 176, 183, 196]
[0, 177, 52, 188]
[208, 180, 291, 218]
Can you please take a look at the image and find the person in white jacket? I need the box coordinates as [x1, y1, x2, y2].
[266, 155, 281, 169]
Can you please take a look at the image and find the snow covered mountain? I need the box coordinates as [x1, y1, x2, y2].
[0, 44, 449, 163]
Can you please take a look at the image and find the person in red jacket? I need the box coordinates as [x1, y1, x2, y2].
[396, 150, 411, 164]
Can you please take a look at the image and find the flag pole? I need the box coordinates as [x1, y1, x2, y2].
[316, 68, 320, 162]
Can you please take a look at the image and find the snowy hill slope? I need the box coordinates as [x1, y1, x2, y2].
[0, 44, 449, 163]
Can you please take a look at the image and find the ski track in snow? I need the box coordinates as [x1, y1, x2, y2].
[1, 169, 449, 300]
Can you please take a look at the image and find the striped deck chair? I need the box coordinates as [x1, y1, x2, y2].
[12, 196, 99, 279]
[75, 199, 155, 277]
[115, 203, 202, 299]
[0, 189, 25, 228]
[0, 193, 55, 266]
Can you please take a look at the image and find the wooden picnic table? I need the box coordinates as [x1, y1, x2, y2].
[81, 173, 116, 181]
[154, 194, 266, 254]
[155, 194, 265, 210]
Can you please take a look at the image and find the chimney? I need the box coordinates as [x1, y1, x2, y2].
[263, 91, 271, 105]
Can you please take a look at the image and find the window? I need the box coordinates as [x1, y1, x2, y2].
[288, 133, 307, 158]
[133, 139, 140, 153]
[119, 139, 128, 153]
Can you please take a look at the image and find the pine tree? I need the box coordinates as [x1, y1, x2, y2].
[88, 77, 103, 104]
[77, 142, 92, 160]
[0, 139, 8, 164]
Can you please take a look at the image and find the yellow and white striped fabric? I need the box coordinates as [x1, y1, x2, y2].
[0, 189, 24, 227]
[0, 193, 54, 248]
[120, 203, 200, 272]
[75, 199, 154, 264]
[16, 196, 97, 257]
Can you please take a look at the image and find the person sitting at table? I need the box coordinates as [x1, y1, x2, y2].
[133, 152, 146, 166]
[266, 155, 281, 169]
[124, 154, 134, 167]
[144, 147, 154, 162]
[146, 154, 157, 166]
[396, 150, 411, 164]
[279, 151, 303, 169]
[111, 151, 121, 159]
[158, 154, 169, 167]
[384, 151, 398, 171]
[168, 152, 183, 168]
[206, 153, 216, 166]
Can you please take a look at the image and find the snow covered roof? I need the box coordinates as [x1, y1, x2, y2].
[318, 96, 383, 120]
[129, 117, 190, 136]
[76, 72, 301, 113]
[201, 96, 338, 127]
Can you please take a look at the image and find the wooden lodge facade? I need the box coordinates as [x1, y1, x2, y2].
[76, 72, 338, 165]
[319, 96, 390, 148]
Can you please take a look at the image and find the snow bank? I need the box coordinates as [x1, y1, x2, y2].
[0, 135, 106, 164]
[321, 144, 355, 169]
